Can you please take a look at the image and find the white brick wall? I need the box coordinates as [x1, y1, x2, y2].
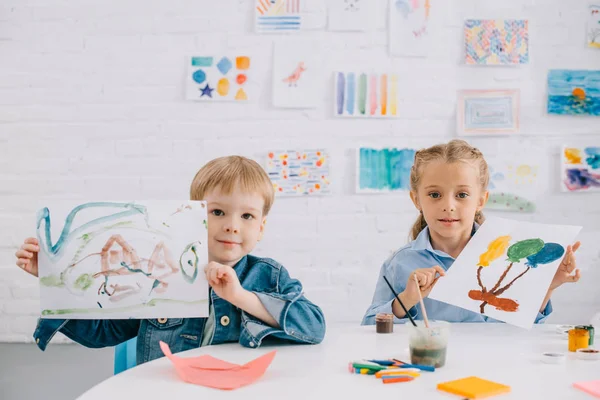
[1, 0, 599, 343]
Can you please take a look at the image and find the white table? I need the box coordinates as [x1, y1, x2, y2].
[78, 323, 599, 399]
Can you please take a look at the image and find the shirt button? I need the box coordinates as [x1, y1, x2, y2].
[36, 338, 40, 344]
[220, 316, 230, 326]
[249, 341, 255, 347]
[157, 318, 168, 324]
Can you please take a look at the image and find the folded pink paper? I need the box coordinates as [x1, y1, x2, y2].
[159, 341, 276, 390]
[573, 380, 600, 398]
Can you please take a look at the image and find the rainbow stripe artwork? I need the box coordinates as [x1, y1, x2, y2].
[266, 150, 331, 196]
[465, 19, 529, 65]
[334, 72, 399, 118]
[255, 0, 302, 33]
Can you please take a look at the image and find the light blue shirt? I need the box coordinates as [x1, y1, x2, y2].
[361, 225, 552, 325]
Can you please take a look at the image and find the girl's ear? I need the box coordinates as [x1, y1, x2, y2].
[477, 190, 489, 212]
[410, 190, 421, 212]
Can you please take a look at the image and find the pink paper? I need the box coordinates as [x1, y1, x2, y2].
[159, 341, 276, 390]
[574, 380, 600, 398]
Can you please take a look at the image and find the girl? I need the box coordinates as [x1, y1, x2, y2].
[362, 139, 581, 324]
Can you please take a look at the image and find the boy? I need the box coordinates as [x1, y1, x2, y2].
[16, 156, 326, 364]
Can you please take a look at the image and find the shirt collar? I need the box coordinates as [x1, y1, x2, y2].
[411, 222, 480, 258]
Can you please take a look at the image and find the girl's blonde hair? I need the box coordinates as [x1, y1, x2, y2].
[409, 139, 489, 240]
[190, 156, 275, 216]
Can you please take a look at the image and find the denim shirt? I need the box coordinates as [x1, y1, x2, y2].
[34, 255, 326, 365]
[361, 225, 552, 325]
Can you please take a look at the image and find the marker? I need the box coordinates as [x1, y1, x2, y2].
[399, 363, 435, 372]
[367, 359, 397, 366]
[381, 375, 415, 384]
[376, 370, 420, 378]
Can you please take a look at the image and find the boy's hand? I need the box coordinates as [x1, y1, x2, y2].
[15, 238, 40, 277]
[204, 261, 244, 303]
[402, 266, 445, 305]
[549, 241, 581, 291]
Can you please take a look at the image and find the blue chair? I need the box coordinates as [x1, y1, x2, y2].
[114, 337, 138, 375]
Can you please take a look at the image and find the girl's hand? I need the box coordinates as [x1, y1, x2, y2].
[403, 265, 446, 304]
[549, 242, 581, 291]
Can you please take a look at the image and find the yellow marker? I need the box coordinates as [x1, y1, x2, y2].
[376, 370, 420, 378]
[478, 235, 511, 267]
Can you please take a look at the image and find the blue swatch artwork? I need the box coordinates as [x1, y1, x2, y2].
[357, 147, 416, 193]
[547, 70, 600, 116]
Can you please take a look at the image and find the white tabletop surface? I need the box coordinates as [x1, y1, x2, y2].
[77, 323, 599, 400]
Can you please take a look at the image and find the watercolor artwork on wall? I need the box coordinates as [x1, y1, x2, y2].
[186, 55, 251, 102]
[587, 5, 600, 49]
[464, 19, 529, 65]
[328, 0, 373, 31]
[37, 201, 209, 319]
[547, 70, 600, 116]
[265, 150, 331, 196]
[356, 147, 416, 193]
[561, 146, 600, 192]
[486, 158, 539, 213]
[334, 72, 399, 118]
[457, 90, 520, 136]
[272, 42, 320, 108]
[429, 216, 581, 329]
[255, 0, 302, 33]
[389, 0, 433, 57]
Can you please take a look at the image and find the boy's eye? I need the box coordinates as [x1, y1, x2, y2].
[428, 192, 441, 199]
[211, 209, 224, 216]
[242, 213, 254, 220]
[457, 192, 469, 199]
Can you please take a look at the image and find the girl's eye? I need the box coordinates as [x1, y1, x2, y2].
[428, 192, 441, 199]
[211, 209, 224, 216]
[457, 192, 469, 199]
[242, 213, 254, 220]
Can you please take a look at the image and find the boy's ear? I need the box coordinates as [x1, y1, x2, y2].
[258, 217, 267, 241]
[477, 190, 489, 211]
[409, 190, 421, 212]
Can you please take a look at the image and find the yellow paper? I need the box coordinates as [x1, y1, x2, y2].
[437, 376, 511, 399]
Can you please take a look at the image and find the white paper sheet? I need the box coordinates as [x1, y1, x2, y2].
[429, 216, 581, 329]
[37, 200, 209, 319]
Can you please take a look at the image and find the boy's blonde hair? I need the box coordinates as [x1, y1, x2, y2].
[409, 139, 489, 240]
[190, 156, 275, 216]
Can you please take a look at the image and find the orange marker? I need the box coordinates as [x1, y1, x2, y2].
[382, 376, 414, 384]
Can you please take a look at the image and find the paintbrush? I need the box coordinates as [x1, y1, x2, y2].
[413, 274, 430, 328]
[383, 275, 417, 327]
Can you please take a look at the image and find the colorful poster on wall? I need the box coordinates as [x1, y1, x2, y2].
[334, 72, 399, 118]
[266, 150, 331, 196]
[356, 147, 416, 193]
[561, 146, 600, 192]
[464, 19, 529, 65]
[389, 0, 433, 57]
[457, 90, 520, 136]
[272, 42, 320, 108]
[547, 70, 600, 116]
[186, 55, 251, 102]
